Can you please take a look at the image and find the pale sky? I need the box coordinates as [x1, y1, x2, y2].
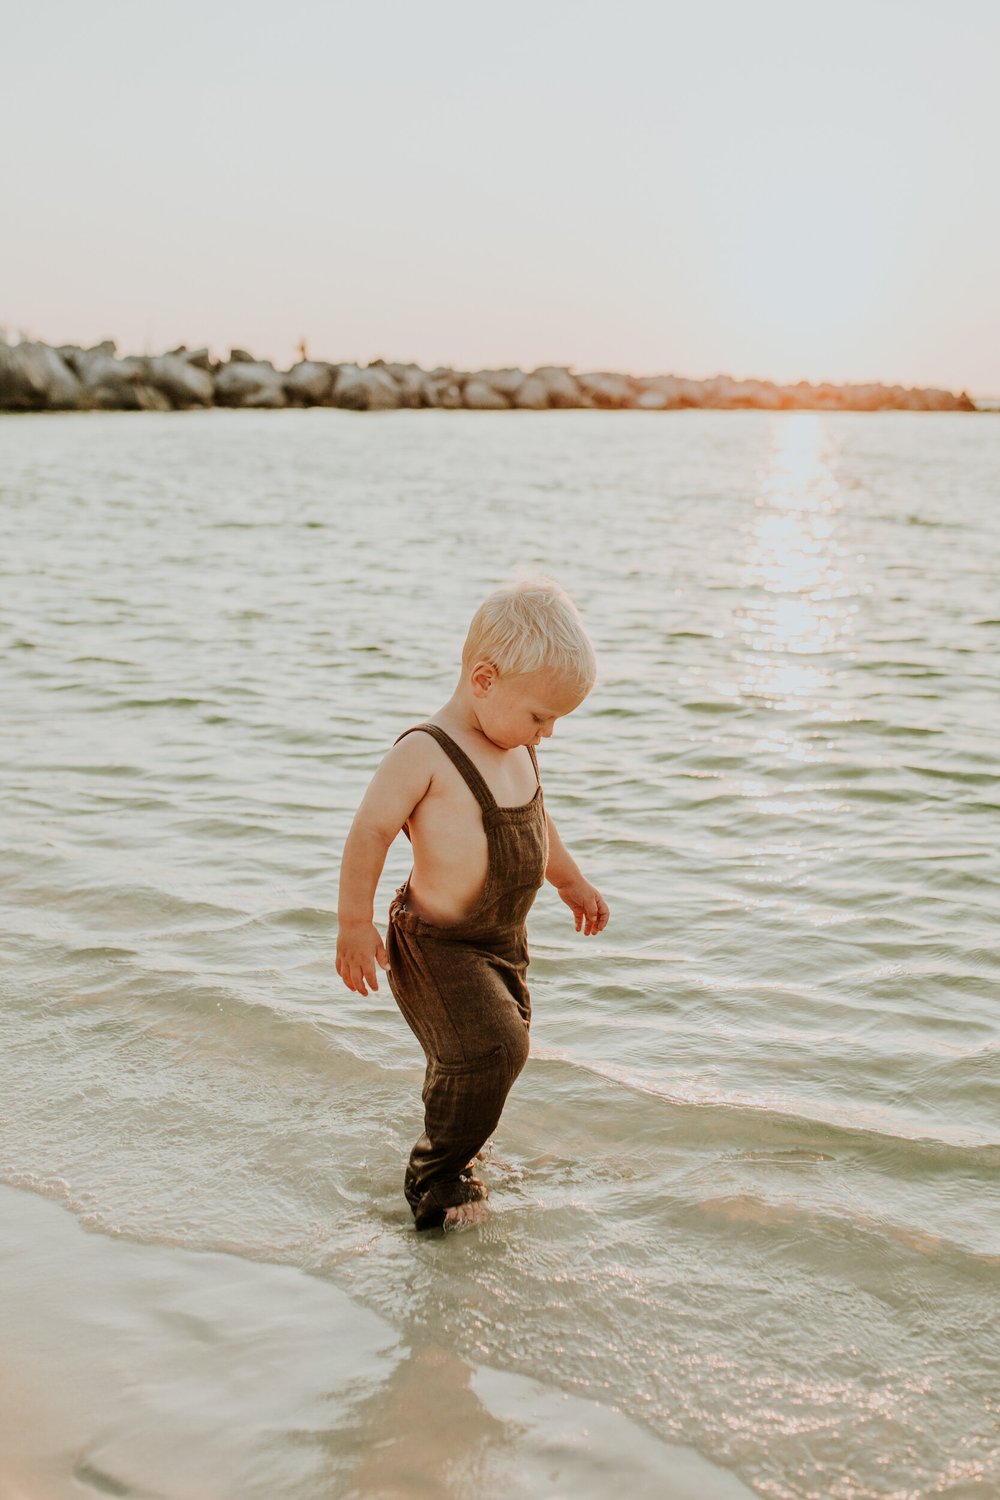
[3, 0, 999, 392]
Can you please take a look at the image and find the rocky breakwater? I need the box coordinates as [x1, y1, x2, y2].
[0, 338, 978, 413]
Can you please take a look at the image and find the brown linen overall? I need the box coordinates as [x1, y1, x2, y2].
[386, 724, 547, 1229]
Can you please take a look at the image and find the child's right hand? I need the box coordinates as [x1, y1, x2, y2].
[335, 920, 390, 996]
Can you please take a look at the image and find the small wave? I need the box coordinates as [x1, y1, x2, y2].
[529, 1049, 1000, 1168]
[679, 699, 750, 715]
[691, 1191, 1000, 1276]
[114, 696, 211, 709]
[28, 760, 147, 777]
[66, 945, 137, 960]
[903, 763, 997, 786]
[263, 906, 337, 931]
[812, 715, 940, 735]
[68, 655, 136, 667]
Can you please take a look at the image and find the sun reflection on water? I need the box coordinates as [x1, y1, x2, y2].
[736, 414, 856, 711]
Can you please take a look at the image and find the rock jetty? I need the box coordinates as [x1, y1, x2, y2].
[0, 337, 978, 413]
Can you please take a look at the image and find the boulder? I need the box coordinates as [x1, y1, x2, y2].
[146, 353, 214, 407]
[385, 362, 428, 408]
[463, 377, 509, 410]
[719, 382, 746, 408]
[532, 366, 584, 408]
[228, 347, 257, 364]
[742, 380, 782, 409]
[283, 360, 336, 405]
[473, 368, 526, 399]
[700, 375, 782, 409]
[332, 363, 400, 410]
[916, 385, 971, 412]
[183, 347, 213, 370]
[576, 370, 636, 408]
[0, 341, 84, 410]
[837, 387, 863, 409]
[636, 375, 701, 409]
[810, 384, 846, 411]
[74, 350, 171, 410]
[213, 359, 287, 407]
[512, 375, 549, 410]
[774, 381, 811, 410]
[57, 340, 116, 377]
[423, 369, 464, 408]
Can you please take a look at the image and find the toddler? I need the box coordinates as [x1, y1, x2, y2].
[336, 580, 609, 1229]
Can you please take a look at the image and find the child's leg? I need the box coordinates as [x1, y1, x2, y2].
[404, 1036, 528, 1228]
[386, 922, 530, 1229]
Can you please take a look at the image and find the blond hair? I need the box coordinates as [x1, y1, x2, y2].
[462, 578, 597, 689]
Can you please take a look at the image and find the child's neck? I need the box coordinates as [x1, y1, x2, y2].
[435, 685, 502, 752]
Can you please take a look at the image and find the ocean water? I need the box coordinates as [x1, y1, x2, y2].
[1, 408, 998, 1499]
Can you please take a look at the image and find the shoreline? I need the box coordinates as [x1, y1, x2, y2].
[0, 337, 980, 414]
[0, 1182, 755, 1500]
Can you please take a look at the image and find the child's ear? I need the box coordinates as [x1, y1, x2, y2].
[470, 660, 497, 698]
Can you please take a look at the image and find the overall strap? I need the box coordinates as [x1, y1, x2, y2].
[395, 724, 497, 813]
[526, 742, 541, 786]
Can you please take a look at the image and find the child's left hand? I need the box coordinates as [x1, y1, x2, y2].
[556, 878, 610, 935]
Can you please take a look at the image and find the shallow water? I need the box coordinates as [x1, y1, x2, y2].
[1, 408, 998, 1498]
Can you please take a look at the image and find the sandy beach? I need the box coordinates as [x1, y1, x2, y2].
[0, 1184, 755, 1500]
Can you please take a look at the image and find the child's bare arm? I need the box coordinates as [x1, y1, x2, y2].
[544, 809, 610, 936]
[336, 737, 436, 995]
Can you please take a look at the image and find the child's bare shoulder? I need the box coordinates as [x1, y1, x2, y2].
[358, 730, 442, 831]
[376, 725, 466, 809]
[375, 726, 443, 791]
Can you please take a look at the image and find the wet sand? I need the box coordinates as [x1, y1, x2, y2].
[0, 1185, 755, 1500]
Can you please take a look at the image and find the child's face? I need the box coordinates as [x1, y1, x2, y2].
[472, 664, 587, 750]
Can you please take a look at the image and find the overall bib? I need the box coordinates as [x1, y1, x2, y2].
[386, 724, 547, 1229]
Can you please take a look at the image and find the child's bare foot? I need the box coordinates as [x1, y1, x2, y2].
[444, 1199, 490, 1229]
